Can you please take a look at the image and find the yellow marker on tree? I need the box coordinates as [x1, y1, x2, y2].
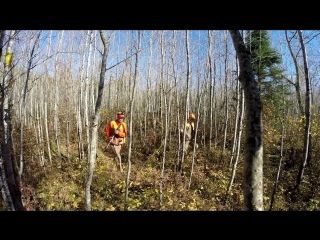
[5, 52, 13, 67]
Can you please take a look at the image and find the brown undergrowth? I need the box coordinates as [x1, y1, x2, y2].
[3, 113, 320, 210]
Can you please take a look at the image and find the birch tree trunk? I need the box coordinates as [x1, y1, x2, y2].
[125, 31, 140, 210]
[229, 64, 240, 168]
[2, 30, 25, 211]
[0, 150, 14, 210]
[269, 101, 285, 211]
[229, 30, 264, 211]
[284, 30, 304, 116]
[85, 30, 115, 211]
[222, 30, 229, 160]
[226, 86, 244, 200]
[295, 30, 312, 189]
[77, 31, 89, 161]
[227, 30, 245, 198]
[170, 31, 182, 172]
[145, 30, 153, 143]
[178, 30, 191, 173]
[208, 30, 215, 149]
[90, 31, 98, 115]
[43, 30, 53, 165]
[19, 30, 42, 180]
[0, 29, 15, 211]
[84, 30, 93, 160]
[53, 30, 64, 164]
[188, 31, 206, 189]
[159, 30, 167, 205]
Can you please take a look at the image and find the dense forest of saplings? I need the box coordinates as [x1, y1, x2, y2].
[1, 30, 320, 211]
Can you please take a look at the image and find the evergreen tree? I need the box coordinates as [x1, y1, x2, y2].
[245, 30, 290, 110]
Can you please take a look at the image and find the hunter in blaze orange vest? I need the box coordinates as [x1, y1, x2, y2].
[105, 111, 127, 172]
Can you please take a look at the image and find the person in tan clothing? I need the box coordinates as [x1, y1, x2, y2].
[105, 111, 127, 172]
[180, 113, 198, 154]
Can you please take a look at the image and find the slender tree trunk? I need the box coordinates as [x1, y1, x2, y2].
[0, 29, 15, 211]
[19, 30, 42, 180]
[222, 30, 229, 161]
[159, 30, 168, 206]
[226, 85, 244, 200]
[77, 31, 89, 161]
[208, 30, 214, 149]
[53, 30, 64, 164]
[84, 30, 93, 160]
[2, 30, 25, 211]
[229, 30, 264, 211]
[144, 31, 154, 146]
[284, 30, 304, 116]
[168, 31, 181, 172]
[229, 66, 240, 168]
[43, 30, 53, 165]
[188, 32, 206, 189]
[178, 30, 191, 173]
[125, 31, 140, 210]
[295, 30, 312, 189]
[269, 116, 285, 210]
[85, 30, 115, 211]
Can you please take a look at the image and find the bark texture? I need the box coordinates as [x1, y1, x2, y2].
[229, 30, 264, 211]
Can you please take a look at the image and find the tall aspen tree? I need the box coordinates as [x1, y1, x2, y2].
[207, 30, 217, 150]
[188, 30, 206, 189]
[229, 62, 241, 168]
[226, 58, 245, 199]
[19, 30, 42, 179]
[43, 30, 53, 165]
[145, 30, 153, 142]
[90, 31, 98, 115]
[284, 30, 304, 116]
[269, 86, 286, 211]
[0, 30, 15, 211]
[159, 30, 169, 205]
[295, 30, 312, 189]
[84, 30, 94, 159]
[125, 31, 141, 210]
[2, 30, 25, 211]
[178, 30, 191, 173]
[85, 30, 115, 211]
[77, 31, 89, 161]
[222, 30, 229, 159]
[229, 30, 264, 211]
[53, 30, 64, 164]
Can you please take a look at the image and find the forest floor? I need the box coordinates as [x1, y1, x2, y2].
[14, 138, 294, 211]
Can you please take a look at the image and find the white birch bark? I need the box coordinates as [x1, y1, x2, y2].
[284, 30, 304, 116]
[229, 30, 264, 211]
[125, 31, 141, 209]
[269, 89, 286, 211]
[19, 30, 42, 179]
[77, 31, 89, 161]
[43, 30, 53, 165]
[159, 30, 167, 205]
[84, 30, 93, 160]
[295, 30, 312, 189]
[222, 31, 229, 158]
[144, 31, 153, 143]
[188, 30, 206, 189]
[85, 30, 115, 211]
[53, 30, 64, 163]
[207, 30, 217, 150]
[0, 152, 15, 210]
[2, 30, 25, 211]
[178, 30, 191, 173]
